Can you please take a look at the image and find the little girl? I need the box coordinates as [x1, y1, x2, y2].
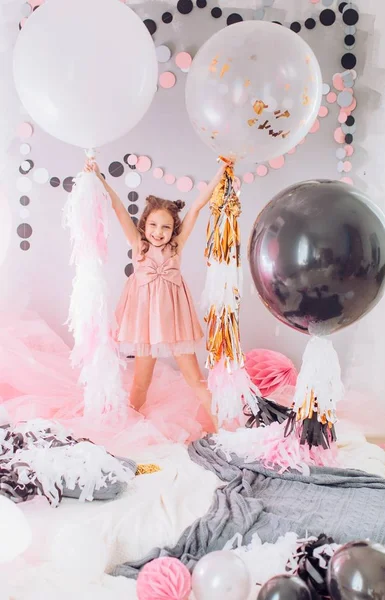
[86, 159, 229, 421]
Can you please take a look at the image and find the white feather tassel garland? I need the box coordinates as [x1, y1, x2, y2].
[63, 170, 126, 418]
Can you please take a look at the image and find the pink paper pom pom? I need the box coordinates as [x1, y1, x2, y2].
[245, 349, 297, 398]
[137, 557, 192, 600]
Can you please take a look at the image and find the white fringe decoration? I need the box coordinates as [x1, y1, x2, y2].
[63, 170, 126, 418]
[293, 336, 344, 424]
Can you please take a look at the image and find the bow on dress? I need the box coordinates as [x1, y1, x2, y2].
[135, 257, 182, 287]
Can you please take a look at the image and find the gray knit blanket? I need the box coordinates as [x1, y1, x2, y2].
[112, 437, 385, 579]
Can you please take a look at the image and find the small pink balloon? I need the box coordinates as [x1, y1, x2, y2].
[137, 557, 192, 600]
[309, 119, 320, 134]
[177, 176, 193, 193]
[159, 72, 176, 89]
[327, 92, 337, 104]
[243, 172, 254, 184]
[338, 110, 348, 124]
[153, 167, 164, 179]
[197, 181, 208, 192]
[137, 156, 152, 173]
[345, 144, 354, 157]
[334, 127, 345, 144]
[340, 176, 353, 185]
[256, 165, 268, 177]
[332, 73, 344, 91]
[17, 122, 33, 139]
[318, 106, 328, 118]
[127, 154, 138, 166]
[175, 52, 192, 71]
[164, 173, 176, 185]
[269, 155, 285, 170]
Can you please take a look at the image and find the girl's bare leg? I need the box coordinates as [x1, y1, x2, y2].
[174, 353, 218, 432]
[130, 356, 157, 411]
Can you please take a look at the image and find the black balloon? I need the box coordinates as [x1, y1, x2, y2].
[248, 180, 385, 335]
[327, 541, 385, 599]
[258, 575, 312, 600]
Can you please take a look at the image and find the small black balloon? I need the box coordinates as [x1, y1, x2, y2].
[327, 541, 385, 600]
[258, 575, 311, 600]
[248, 180, 385, 335]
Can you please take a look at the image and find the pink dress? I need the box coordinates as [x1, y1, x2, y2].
[115, 243, 204, 358]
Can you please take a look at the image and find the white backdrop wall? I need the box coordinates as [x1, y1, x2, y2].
[1, 0, 385, 434]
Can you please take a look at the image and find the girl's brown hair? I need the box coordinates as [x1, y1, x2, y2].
[137, 195, 186, 256]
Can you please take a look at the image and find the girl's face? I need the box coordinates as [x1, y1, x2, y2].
[145, 209, 174, 246]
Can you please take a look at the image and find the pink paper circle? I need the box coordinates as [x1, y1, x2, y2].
[164, 173, 176, 185]
[243, 172, 254, 184]
[343, 161, 352, 173]
[176, 176, 193, 192]
[197, 181, 208, 192]
[332, 73, 344, 91]
[310, 0, 319, 3]
[153, 167, 164, 179]
[159, 72, 176, 89]
[298, 137, 306, 145]
[318, 106, 328, 118]
[338, 110, 348, 124]
[256, 165, 268, 177]
[136, 156, 152, 173]
[340, 177, 353, 185]
[269, 156, 285, 169]
[326, 92, 337, 104]
[334, 127, 345, 144]
[309, 119, 320, 134]
[344, 97, 357, 113]
[175, 52, 192, 71]
[345, 144, 354, 157]
[287, 146, 297, 155]
[17, 122, 33, 139]
[127, 154, 138, 166]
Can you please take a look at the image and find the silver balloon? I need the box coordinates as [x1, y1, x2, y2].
[192, 551, 251, 600]
[327, 541, 385, 600]
[248, 180, 385, 335]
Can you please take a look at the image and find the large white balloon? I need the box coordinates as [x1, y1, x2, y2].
[0, 496, 32, 563]
[192, 551, 251, 600]
[186, 21, 322, 162]
[13, 0, 158, 149]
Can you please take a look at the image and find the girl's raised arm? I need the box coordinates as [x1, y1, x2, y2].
[86, 161, 141, 252]
[176, 160, 231, 250]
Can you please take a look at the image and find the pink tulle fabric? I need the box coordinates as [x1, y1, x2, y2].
[136, 558, 192, 600]
[245, 349, 298, 398]
[0, 311, 214, 456]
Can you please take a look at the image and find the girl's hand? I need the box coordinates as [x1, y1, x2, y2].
[84, 159, 102, 179]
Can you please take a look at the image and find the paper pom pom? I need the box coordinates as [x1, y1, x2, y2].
[245, 349, 297, 398]
[137, 557, 192, 600]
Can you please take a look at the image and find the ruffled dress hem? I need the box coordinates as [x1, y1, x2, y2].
[120, 339, 203, 358]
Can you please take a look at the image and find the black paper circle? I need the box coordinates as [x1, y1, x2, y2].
[305, 18, 316, 29]
[290, 21, 301, 33]
[144, 19, 157, 35]
[177, 0, 193, 14]
[162, 12, 173, 23]
[50, 177, 60, 188]
[211, 7, 222, 18]
[341, 52, 356, 69]
[343, 8, 359, 25]
[227, 13, 243, 25]
[125, 264, 134, 278]
[108, 161, 124, 177]
[320, 9, 336, 26]
[17, 223, 32, 239]
[63, 177, 74, 193]
[20, 195, 30, 206]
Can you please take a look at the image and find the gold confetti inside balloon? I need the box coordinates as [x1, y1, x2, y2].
[186, 21, 322, 162]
